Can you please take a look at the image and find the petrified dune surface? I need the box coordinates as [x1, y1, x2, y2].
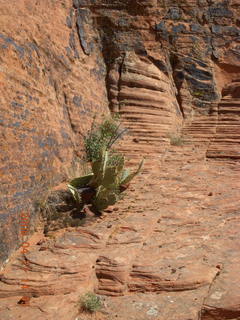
[0, 0, 240, 319]
[0, 84, 240, 318]
[1, 0, 240, 266]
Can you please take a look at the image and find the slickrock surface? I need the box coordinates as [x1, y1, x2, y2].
[1, 0, 240, 318]
[1, 0, 240, 265]
[0, 102, 240, 318]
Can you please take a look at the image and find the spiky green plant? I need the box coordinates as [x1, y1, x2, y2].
[68, 149, 144, 212]
[83, 115, 127, 162]
[80, 292, 102, 313]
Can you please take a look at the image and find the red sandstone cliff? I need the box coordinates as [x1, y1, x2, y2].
[0, 1, 240, 319]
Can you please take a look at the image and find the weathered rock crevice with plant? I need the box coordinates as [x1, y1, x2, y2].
[41, 115, 144, 234]
[69, 115, 144, 213]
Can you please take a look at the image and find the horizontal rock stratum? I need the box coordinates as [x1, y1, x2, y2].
[0, 105, 240, 318]
[0, 0, 240, 319]
[1, 0, 240, 267]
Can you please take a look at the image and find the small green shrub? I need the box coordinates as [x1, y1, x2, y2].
[107, 151, 124, 167]
[84, 115, 126, 162]
[168, 134, 185, 146]
[170, 137, 184, 146]
[80, 292, 102, 313]
[84, 131, 105, 162]
[68, 149, 144, 212]
[68, 115, 143, 213]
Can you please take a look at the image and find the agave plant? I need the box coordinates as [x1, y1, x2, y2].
[68, 150, 144, 212]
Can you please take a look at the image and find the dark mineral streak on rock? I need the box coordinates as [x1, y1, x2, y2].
[0, 1, 239, 320]
[76, 8, 92, 55]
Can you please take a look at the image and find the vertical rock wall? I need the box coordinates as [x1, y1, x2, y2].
[0, 0, 109, 266]
[0, 0, 240, 266]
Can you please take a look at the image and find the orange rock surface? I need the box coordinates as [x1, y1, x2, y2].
[0, 0, 240, 319]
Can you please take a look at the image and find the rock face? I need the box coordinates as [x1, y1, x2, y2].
[0, 125, 240, 319]
[0, 0, 109, 266]
[207, 79, 240, 159]
[0, 1, 240, 317]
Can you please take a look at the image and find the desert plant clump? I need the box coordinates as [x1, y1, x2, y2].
[68, 114, 144, 213]
[68, 149, 144, 212]
[80, 292, 102, 313]
[167, 132, 185, 146]
[39, 190, 86, 234]
[84, 114, 126, 162]
[169, 135, 185, 146]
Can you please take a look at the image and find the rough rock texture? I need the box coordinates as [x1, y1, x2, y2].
[0, 0, 109, 266]
[0, 0, 240, 318]
[0, 82, 240, 319]
[207, 79, 240, 159]
[0, 119, 240, 319]
[1, 0, 240, 267]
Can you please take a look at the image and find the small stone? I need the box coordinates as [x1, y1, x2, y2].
[36, 239, 45, 245]
[17, 296, 31, 305]
[39, 246, 48, 251]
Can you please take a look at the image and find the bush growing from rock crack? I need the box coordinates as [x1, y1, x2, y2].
[167, 133, 185, 146]
[68, 149, 144, 212]
[84, 114, 126, 162]
[80, 292, 102, 313]
[68, 115, 144, 212]
[170, 136, 185, 146]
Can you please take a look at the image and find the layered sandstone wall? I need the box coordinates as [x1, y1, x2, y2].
[0, 0, 109, 266]
[0, 0, 240, 266]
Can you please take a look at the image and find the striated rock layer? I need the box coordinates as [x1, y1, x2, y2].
[0, 3, 240, 317]
[0, 125, 240, 319]
[207, 80, 240, 159]
[0, 0, 109, 266]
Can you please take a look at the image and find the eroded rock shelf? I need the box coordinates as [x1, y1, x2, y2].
[0, 82, 240, 319]
[0, 0, 240, 319]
